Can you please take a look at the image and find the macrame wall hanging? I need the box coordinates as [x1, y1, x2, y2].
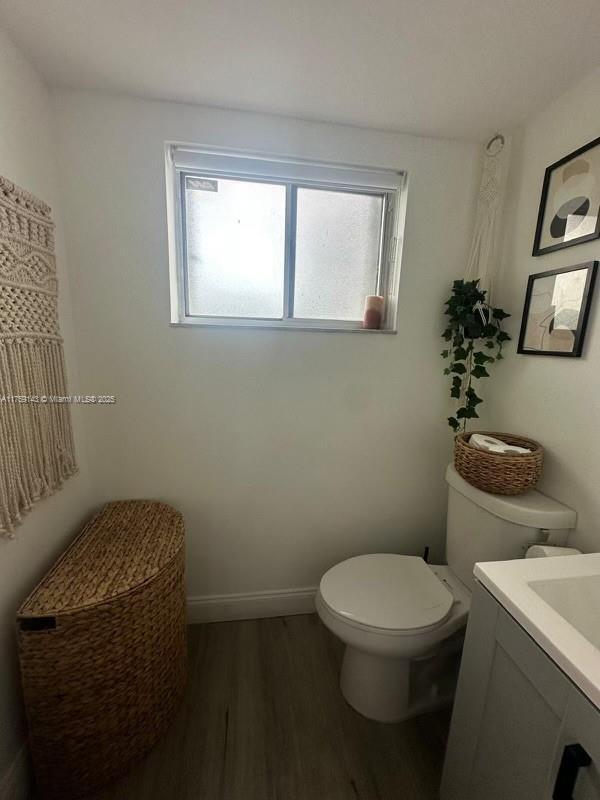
[464, 133, 511, 302]
[0, 176, 77, 537]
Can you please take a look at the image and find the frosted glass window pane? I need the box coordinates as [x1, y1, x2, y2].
[184, 176, 286, 318]
[293, 188, 383, 321]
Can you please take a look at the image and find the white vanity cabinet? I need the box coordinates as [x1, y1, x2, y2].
[441, 582, 600, 800]
[555, 692, 600, 800]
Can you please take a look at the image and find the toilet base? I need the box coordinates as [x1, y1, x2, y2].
[340, 636, 463, 723]
[340, 646, 411, 723]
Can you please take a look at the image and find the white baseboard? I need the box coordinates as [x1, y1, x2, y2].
[0, 745, 29, 800]
[187, 586, 317, 624]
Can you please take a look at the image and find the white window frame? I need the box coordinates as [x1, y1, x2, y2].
[165, 144, 407, 332]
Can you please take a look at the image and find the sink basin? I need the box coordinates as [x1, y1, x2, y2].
[530, 574, 600, 649]
[473, 553, 600, 709]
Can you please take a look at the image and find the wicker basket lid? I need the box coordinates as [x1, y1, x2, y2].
[18, 500, 184, 618]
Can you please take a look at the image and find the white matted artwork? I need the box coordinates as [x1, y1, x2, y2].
[518, 261, 598, 357]
[533, 137, 600, 256]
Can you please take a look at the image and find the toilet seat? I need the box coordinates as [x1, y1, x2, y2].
[319, 554, 454, 634]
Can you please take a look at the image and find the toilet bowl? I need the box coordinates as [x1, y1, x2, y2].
[316, 463, 578, 723]
[316, 555, 471, 722]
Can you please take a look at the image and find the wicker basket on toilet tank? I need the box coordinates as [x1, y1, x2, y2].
[16, 500, 186, 800]
[454, 431, 544, 495]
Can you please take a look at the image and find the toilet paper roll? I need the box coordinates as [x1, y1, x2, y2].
[470, 433, 531, 455]
[525, 545, 582, 559]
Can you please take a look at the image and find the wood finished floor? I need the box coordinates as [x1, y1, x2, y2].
[90, 614, 450, 800]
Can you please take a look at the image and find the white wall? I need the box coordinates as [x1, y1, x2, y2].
[491, 67, 600, 553]
[52, 90, 480, 601]
[0, 31, 93, 790]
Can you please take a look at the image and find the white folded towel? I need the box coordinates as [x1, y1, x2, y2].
[469, 433, 531, 455]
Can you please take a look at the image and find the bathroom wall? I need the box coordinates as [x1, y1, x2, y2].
[0, 31, 93, 793]
[52, 90, 481, 606]
[492, 66, 600, 553]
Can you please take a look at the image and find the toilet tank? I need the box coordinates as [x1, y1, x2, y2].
[445, 464, 576, 591]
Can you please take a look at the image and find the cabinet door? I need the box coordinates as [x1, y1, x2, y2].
[442, 588, 574, 800]
[469, 642, 563, 799]
[468, 607, 569, 800]
[442, 588, 569, 800]
[548, 690, 600, 800]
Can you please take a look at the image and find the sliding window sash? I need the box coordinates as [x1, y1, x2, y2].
[166, 144, 406, 331]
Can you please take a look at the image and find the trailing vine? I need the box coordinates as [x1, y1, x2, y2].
[442, 280, 511, 432]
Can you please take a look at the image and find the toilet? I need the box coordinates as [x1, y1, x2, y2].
[316, 463, 577, 723]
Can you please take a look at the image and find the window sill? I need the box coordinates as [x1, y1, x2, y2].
[169, 320, 397, 334]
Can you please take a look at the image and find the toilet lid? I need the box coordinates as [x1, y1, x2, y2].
[319, 554, 453, 632]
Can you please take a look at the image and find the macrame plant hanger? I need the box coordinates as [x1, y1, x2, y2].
[464, 132, 511, 308]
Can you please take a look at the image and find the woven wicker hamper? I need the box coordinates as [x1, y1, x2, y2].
[16, 500, 186, 800]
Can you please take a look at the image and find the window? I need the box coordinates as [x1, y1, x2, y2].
[166, 146, 406, 331]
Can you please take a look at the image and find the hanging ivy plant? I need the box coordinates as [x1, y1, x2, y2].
[442, 280, 511, 432]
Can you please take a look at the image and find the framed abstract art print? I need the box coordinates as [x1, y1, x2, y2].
[518, 261, 598, 357]
[533, 136, 600, 256]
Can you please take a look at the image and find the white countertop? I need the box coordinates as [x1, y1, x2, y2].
[474, 553, 600, 710]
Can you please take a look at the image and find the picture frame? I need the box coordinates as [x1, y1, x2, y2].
[532, 136, 600, 256]
[517, 261, 598, 357]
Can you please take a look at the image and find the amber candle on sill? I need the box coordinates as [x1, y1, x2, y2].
[363, 295, 385, 329]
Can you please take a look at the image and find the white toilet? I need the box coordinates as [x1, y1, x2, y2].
[316, 463, 577, 723]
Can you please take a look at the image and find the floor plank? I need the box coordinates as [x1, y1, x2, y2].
[86, 614, 450, 800]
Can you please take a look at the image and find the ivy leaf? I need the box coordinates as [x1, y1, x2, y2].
[465, 387, 483, 405]
[486, 340, 495, 348]
[471, 365, 490, 379]
[443, 329, 453, 341]
[448, 417, 460, 431]
[454, 346, 468, 361]
[473, 351, 492, 365]
[496, 330, 511, 343]
[492, 308, 511, 320]
[452, 376, 462, 387]
[441, 349, 449, 358]
[496, 352, 504, 360]
[450, 386, 461, 399]
[451, 363, 467, 375]
[483, 323, 498, 338]
[457, 405, 479, 419]
[443, 367, 451, 375]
